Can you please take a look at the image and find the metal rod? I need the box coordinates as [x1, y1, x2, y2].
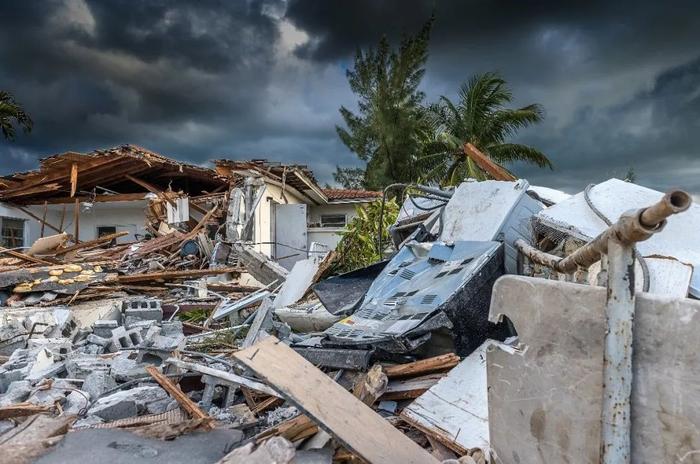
[601, 239, 635, 463]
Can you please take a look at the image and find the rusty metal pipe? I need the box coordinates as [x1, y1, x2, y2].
[517, 190, 692, 274]
[639, 190, 691, 228]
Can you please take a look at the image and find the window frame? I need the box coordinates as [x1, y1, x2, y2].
[1, 216, 26, 249]
[319, 213, 347, 228]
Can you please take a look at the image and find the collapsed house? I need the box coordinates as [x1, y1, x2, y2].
[0, 145, 698, 464]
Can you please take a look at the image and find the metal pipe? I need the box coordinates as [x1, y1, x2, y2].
[601, 238, 635, 463]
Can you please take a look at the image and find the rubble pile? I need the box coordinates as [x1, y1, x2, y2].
[1, 161, 699, 464]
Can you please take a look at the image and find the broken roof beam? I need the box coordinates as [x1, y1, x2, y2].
[125, 174, 177, 207]
[463, 143, 516, 181]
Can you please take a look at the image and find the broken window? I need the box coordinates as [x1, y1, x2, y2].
[320, 214, 346, 228]
[97, 226, 117, 237]
[1, 216, 25, 248]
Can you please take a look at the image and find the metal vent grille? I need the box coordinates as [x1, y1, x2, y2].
[399, 269, 416, 280]
[421, 294, 437, 305]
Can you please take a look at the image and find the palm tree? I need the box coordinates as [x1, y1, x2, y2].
[420, 72, 551, 184]
[0, 91, 33, 141]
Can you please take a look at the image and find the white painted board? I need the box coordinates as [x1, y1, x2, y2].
[401, 341, 490, 453]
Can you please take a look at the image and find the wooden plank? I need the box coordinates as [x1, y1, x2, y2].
[117, 267, 237, 284]
[126, 174, 176, 206]
[463, 143, 516, 181]
[0, 402, 51, 419]
[58, 204, 66, 231]
[70, 162, 78, 197]
[144, 365, 213, 430]
[383, 353, 460, 379]
[0, 246, 53, 265]
[233, 336, 438, 464]
[73, 197, 80, 242]
[52, 231, 128, 256]
[166, 358, 281, 398]
[26, 192, 148, 205]
[380, 373, 444, 401]
[15, 206, 62, 235]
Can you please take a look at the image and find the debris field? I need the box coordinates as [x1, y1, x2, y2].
[0, 146, 699, 464]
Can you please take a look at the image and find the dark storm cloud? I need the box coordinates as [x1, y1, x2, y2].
[1, 0, 699, 193]
[0, 0, 283, 169]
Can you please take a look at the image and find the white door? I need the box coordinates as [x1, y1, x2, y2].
[274, 204, 307, 270]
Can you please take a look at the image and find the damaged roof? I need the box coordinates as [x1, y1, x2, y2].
[0, 145, 228, 205]
[215, 159, 379, 205]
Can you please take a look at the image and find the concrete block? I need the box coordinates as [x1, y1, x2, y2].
[109, 353, 146, 382]
[0, 380, 32, 406]
[83, 371, 117, 401]
[93, 320, 118, 338]
[64, 390, 91, 414]
[88, 386, 168, 420]
[122, 299, 162, 322]
[65, 356, 111, 379]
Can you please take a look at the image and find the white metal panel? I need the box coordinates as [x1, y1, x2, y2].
[538, 178, 700, 296]
[274, 203, 308, 270]
[440, 179, 532, 242]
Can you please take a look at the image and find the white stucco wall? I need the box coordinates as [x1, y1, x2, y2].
[307, 202, 366, 251]
[1, 200, 148, 247]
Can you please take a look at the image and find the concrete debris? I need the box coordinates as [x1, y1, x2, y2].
[0, 157, 698, 464]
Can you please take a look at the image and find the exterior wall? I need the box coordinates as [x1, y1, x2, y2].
[252, 183, 305, 257]
[1, 200, 149, 247]
[307, 202, 365, 252]
[0, 203, 43, 249]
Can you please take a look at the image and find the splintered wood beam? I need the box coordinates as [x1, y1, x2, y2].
[125, 174, 176, 206]
[53, 231, 128, 256]
[0, 247, 53, 266]
[145, 365, 213, 430]
[383, 353, 461, 379]
[59, 204, 66, 231]
[70, 162, 78, 197]
[73, 198, 80, 243]
[23, 192, 149, 205]
[117, 267, 238, 284]
[15, 206, 62, 235]
[463, 142, 517, 181]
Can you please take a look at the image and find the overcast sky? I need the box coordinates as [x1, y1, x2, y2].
[1, 0, 698, 193]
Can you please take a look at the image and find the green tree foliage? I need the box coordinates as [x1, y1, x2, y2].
[420, 72, 551, 185]
[336, 18, 433, 189]
[0, 91, 32, 141]
[333, 166, 366, 189]
[334, 199, 399, 272]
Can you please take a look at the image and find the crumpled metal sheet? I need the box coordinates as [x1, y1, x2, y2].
[324, 241, 503, 354]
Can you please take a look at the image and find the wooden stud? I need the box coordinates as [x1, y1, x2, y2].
[73, 197, 80, 243]
[40, 201, 47, 238]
